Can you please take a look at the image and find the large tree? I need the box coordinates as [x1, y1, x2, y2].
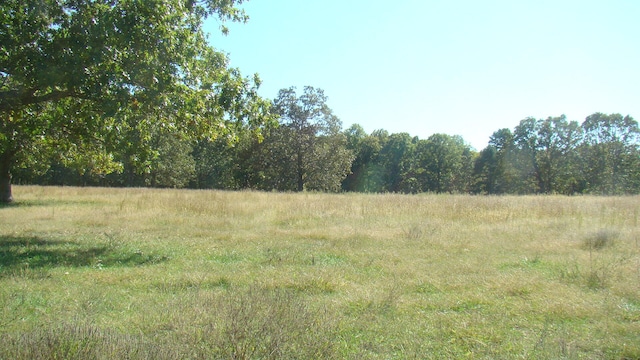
[473, 145, 499, 194]
[473, 128, 517, 194]
[512, 117, 541, 193]
[511, 116, 583, 194]
[535, 115, 583, 194]
[580, 113, 640, 194]
[342, 124, 385, 192]
[404, 134, 472, 193]
[255, 86, 352, 192]
[378, 132, 415, 192]
[0, 0, 272, 203]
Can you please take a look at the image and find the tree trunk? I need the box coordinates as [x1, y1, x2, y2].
[296, 147, 304, 192]
[0, 155, 13, 203]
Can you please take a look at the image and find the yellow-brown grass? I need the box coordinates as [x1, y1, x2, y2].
[1, 186, 639, 358]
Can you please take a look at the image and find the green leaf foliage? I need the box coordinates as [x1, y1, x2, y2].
[0, 0, 273, 202]
[247, 86, 353, 192]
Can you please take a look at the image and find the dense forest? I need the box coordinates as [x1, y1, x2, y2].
[3, 1, 639, 199]
[14, 88, 640, 195]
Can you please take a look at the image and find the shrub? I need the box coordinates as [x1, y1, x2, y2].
[583, 229, 618, 250]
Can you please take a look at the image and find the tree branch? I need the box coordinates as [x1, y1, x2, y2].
[0, 88, 76, 113]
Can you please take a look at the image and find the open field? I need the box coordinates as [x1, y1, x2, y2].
[1, 186, 639, 359]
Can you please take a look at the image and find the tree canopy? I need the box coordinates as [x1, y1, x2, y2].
[244, 86, 352, 192]
[1, 0, 273, 202]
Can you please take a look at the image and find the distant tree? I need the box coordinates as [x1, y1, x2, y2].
[580, 113, 640, 194]
[192, 137, 240, 190]
[253, 86, 353, 192]
[405, 134, 472, 193]
[473, 145, 499, 194]
[625, 145, 640, 193]
[535, 116, 583, 194]
[305, 134, 353, 192]
[489, 128, 519, 193]
[342, 124, 384, 192]
[0, 0, 272, 203]
[505, 116, 585, 194]
[147, 132, 195, 188]
[512, 117, 541, 193]
[378, 132, 415, 192]
[478, 113, 640, 195]
[454, 138, 475, 192]
[250, 125, 300, 191]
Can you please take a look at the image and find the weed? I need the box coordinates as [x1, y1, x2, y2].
[403, 221, 438, 241]
[0, 323, 181, 360]
[206, 286, 337, 359]
[560, 251, 633, 290]
[583, 228, 618, 250]
[0, 288, 338, 360]
[404, 224, 425, 240]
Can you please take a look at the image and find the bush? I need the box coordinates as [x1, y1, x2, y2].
[583, 229, 618, 250]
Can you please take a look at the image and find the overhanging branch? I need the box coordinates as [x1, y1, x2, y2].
[0, 88, 77, 113]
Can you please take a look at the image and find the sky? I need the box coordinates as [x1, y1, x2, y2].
[206, 0, 640, 150]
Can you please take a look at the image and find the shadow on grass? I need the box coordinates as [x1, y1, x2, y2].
[0, 201, 28, 209]
[0, 198, 95, 209]
[0, 235, 168, 277]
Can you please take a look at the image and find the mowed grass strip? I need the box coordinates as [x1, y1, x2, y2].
[1, 186, 639, 359]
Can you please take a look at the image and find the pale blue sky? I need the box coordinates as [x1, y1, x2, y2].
[206, 0, 640, 150]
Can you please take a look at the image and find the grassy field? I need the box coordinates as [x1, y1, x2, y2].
[1, 186, 639, 359]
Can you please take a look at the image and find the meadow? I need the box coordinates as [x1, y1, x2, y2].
[1, 186, 639, 359]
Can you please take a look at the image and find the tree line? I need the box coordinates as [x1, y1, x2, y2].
[3, 1, 639, 202]
[14, 85, 640, 195]
[345, 112, 640, 195]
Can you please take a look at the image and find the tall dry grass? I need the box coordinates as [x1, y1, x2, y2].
[1, 186, 639, 358]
